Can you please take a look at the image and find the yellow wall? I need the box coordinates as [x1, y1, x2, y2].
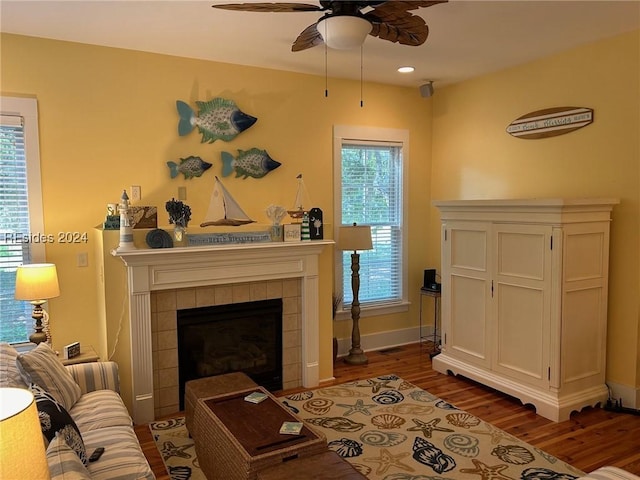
[430, 30, 640, 393]
[0, 33, 433, 404]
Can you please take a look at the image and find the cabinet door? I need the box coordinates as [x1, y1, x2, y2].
[492, 224, 552, 388]
[442, 221, 492, 368]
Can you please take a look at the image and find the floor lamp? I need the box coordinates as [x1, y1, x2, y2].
[337, 223, 373, 365]
[14, 263, 60, 345]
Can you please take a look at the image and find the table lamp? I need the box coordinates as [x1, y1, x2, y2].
[0, 387, 51, 479]
[337, 223, 373, 365]
[15, 263, 60, 345]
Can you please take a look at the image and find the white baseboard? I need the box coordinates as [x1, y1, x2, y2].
[335, 326, 429, 357]
[606, 380, 640, 410]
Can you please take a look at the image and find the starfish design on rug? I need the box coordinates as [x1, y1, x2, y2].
[470, 424, 517, 445]
[459, 459, 514, 480]
[407, 417, 454, 438]
[337, 399, 378, 416]
[358, 378, 392, 393]
[364, 448, 414, 475]
[161, 440, 192, 459]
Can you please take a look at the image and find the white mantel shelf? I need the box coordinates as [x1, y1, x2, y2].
[112, 240, 333, 424]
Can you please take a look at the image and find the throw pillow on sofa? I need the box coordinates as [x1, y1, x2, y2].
[0, 342, 27, 388]
[46, 434, 92, 480]
[17, 342, 81, 410]
[32, 383, 88, 466]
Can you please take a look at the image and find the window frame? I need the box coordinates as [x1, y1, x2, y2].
[333, 125, 409, 320]
[1, 96, 45, 344]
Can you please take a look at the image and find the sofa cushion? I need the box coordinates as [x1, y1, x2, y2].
[32, 383, 88, 466]
[82, 426, 155, 480]
[70, 389, 133, 433]
[18, 342, 82, 410]
[0, 342, 27, 388]
[46, 434, 92, 480]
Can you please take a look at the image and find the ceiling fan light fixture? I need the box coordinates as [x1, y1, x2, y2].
[317, 15, 372, 50]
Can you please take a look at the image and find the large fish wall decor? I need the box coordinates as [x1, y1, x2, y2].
[176, 98, 257, 143]
[167, 156, 212, 179]
[221, 148, 281, 179]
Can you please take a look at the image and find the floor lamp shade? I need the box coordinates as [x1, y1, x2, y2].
[14, 263, 60, 344]
[337, 224, 373, 252]
[0, 388, 51, 479]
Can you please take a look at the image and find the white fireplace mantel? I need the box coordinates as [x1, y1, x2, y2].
[113, 240, 333, 424]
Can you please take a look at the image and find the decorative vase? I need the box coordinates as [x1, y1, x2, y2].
[270, 224, 283, 242]
[173, 225, 187, 246]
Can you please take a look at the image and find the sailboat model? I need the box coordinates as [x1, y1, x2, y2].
[287, 174, 309, 221]
[200, 176, 255, 227]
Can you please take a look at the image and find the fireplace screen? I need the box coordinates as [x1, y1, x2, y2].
[177, 298, 283, 409]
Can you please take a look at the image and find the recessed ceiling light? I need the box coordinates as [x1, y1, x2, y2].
[397, 66, 415, 73]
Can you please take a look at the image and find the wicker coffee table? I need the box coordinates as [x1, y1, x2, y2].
[193, 386, 327, 480]
[184, 372, 258, 437]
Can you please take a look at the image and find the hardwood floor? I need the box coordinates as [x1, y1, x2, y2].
[134, 342, 640, 479]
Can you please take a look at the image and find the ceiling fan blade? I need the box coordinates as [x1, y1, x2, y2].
[212, 2, 322, 13]
[292, 23, 324, 52]
[370, 1, 448, 15]
[365, 1, 446, 46]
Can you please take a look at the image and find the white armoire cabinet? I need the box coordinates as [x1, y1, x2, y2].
[432, 198, 618, 421]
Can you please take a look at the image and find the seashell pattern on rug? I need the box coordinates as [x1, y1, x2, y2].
[278, 375, 584, 480]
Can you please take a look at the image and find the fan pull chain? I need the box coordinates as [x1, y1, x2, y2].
[360, 45, 364, 107]
[324, 22, 329, 98]
[324, 40, 329, 98]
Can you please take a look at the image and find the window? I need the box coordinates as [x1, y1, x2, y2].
[0, 97, 45, 343]
[333, 125, 409, 317]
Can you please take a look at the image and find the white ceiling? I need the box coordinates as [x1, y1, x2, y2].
[1, 1, 639, 88]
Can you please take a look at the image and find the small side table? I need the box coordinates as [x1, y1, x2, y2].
[419, 288, 441, 358]
[60, 345, 100, 365]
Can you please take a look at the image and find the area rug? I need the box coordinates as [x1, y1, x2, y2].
[149, 374, 585, 480]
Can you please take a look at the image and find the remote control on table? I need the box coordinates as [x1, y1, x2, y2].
[88, 447, 105, 462]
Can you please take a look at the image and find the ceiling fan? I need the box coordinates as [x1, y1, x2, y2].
[212, 1, 448, 52]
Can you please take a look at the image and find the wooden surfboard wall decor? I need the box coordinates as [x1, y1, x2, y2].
[506, 107, 593, 139]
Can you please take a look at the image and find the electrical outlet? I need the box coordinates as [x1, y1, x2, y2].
[77, 252, 88, 267]
[178, 186, 187, 200]
[131, 185, 141, 202]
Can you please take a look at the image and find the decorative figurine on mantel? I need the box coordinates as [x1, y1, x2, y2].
[165, 198, 191, 246]
[287, 174, 311, 222]
[116, 190, 136, 252]
[266, 204, 286, 241]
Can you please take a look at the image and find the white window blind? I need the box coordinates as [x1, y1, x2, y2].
[340, 142, 403, 305]
[0, 97, 44, 343]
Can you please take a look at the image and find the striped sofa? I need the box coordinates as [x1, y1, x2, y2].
[1, 342, 155, 480]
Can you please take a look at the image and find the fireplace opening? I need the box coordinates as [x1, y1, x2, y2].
[177, 298, 283, 409]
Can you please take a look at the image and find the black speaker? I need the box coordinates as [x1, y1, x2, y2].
[423, 269, 436, 289]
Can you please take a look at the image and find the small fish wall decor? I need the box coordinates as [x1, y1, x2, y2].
[167, 156, 212, 179]
[176, 98, 257, 143]
[221, 148, 281, 179]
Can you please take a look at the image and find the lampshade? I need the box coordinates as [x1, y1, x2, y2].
[337, 224, 373, 252]
[317, 15, 372, 50]
[14, 263, 60, 301]
[0, 388, 51, 479]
